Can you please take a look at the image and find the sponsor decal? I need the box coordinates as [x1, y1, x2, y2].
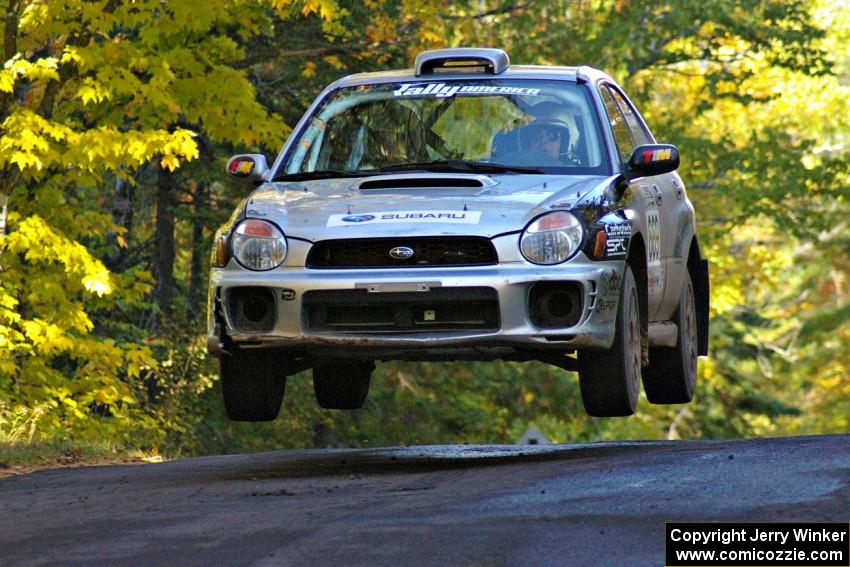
[595, 297, 617, 313]
[228, 159, 254, 176]
[604, 222, 631, 237]
[599, 270, 623, 299]
[327, 210, 482, 227]
[393, 83, 541, 99]
[641, 147, 672, 163]
[648, 268, 664, 295]
[605, 238, 627, 257]
[599, 222, 630, 258]
[639, 185, 656, 209]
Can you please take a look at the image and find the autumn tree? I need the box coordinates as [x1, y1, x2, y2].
[0, 0, 343, 443]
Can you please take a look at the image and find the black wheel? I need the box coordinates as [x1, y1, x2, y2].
[643, 271, 698, 404]
[578, 264, 642, 417]
[220, 349, 286, 421]
[313, 361, 374, 409]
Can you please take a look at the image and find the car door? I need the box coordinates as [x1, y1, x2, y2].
[598, 83, 669, 321]
[606, 86, 694, 321]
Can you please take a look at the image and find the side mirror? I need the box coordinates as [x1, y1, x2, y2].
[226, 154, 270, 184]
[626, 144, 679, 179]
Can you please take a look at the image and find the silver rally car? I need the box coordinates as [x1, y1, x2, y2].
[209, 48, 709, 421]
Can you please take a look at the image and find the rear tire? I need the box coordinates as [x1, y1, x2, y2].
[643, 271, 698, 404]
[220, 349, 286, 421]
[578, 265, 642, 417]
[313, 361, 374, 409]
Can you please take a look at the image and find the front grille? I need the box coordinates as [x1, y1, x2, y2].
[303, 287, 499, 333]
[306, 237, 497, 269]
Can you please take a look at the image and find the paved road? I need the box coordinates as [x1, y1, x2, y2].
[1, 435, 848, 566]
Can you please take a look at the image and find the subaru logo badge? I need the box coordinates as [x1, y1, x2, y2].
[341, 214, 375, 223]
[389, 246, 415, 260]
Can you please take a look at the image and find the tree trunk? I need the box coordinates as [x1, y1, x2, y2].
[104, 175, 134, 271]
[0, 0, 22, 118]
[0, 168, 19, 239]
[187, 181, 208, 321]
[0, 191, 7, 238]
[154, 164, 176, 324]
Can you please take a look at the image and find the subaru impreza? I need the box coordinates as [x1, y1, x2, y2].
[208, 48, 710, 420]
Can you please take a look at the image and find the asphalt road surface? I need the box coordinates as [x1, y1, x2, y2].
[1, 434, 848, 566]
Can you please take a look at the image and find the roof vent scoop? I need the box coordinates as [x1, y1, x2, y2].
[415, 48, 510, 76]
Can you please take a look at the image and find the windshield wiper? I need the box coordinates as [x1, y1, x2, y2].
[273, 169, 378, 182]
[376, 160, 545, 175]
[273, 161, 545, 181]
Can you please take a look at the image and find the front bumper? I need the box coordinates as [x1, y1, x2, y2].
[208, 252, 625, 360]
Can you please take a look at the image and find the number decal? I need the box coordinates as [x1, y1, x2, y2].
[647, 211, 661, 263]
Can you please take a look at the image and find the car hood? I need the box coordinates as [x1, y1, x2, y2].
[242, 173, 615, 240]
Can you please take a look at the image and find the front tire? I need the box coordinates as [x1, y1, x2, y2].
[313, 361, 374, 409]
[578, 265, 642, 417]
[220, 349, 286, 421]
[643, 271, 698, 404]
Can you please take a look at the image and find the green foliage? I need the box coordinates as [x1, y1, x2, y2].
[0, 211, 158, 442]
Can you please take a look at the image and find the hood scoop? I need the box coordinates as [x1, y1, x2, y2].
[355, 173, 497, 190]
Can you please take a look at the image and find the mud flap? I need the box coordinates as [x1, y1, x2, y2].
[691, 258, 709, 356]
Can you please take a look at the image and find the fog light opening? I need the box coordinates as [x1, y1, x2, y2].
[529, 282, 583, 329]
[547, 292, 575, 319]
[242, 295, 270, 322]
[226, 287, 277, 332]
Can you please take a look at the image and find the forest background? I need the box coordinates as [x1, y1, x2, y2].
[1, 0, 848, 464]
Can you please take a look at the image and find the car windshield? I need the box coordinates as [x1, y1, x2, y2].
[280, 79, 610, 177]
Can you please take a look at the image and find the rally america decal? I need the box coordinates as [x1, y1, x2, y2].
[327, 211, 482, 227]
[393, 83, 541, 99]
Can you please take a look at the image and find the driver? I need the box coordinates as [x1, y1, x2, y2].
[518, 101, 576, 162]
[522, 120, 569, 158]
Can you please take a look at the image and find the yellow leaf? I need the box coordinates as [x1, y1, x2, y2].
[82, 271, 112, 296]
[160, 154, 180, 171]
[0, 70, 14, 93]
[9, 151, 42, 170]
[302, 61, 316, 78]
[323, 55, 343, 69]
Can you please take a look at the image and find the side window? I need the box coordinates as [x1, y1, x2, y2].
[599, 85, 634, 163]
[608, 87, 653, 147]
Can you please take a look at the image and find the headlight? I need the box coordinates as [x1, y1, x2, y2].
[520, 211, 583, 265]
[231, 219, 287, 271]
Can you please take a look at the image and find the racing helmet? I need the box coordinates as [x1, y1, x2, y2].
[518, 101, 575, 155]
